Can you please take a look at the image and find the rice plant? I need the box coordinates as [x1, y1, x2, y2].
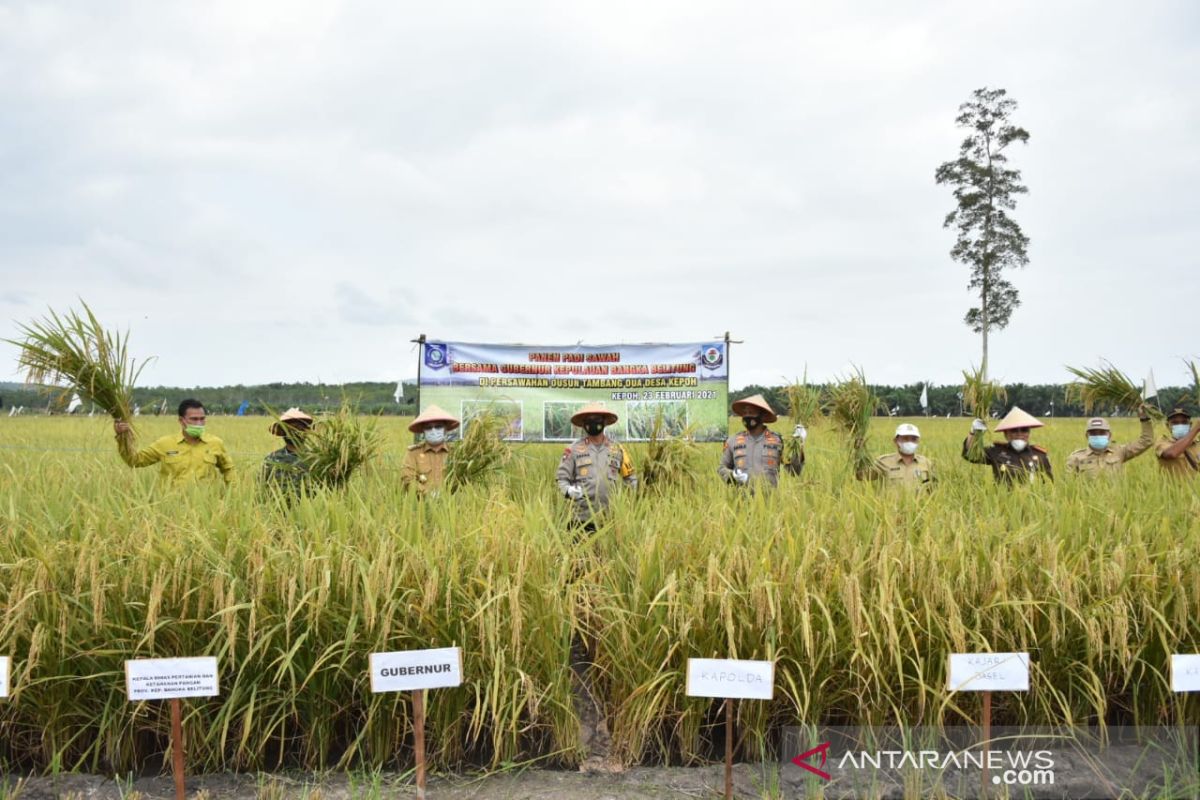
[782, 374, 822, 469]
[443, 408, 513, 492]
[961, 365, 1008, 460]
[638, 408, 701, 492]
[824, 367, 879, 477]
[5, 301, 149, 459]
[300, 401, 384, 488]
[1065, 362, 1160, 418]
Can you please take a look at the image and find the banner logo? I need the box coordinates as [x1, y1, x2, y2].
[699, 343, 724, 370]
[424, 343, 448, 370]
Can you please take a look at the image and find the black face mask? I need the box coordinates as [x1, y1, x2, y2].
[742, 416, 761, 430]
[584, 420, 606, 436]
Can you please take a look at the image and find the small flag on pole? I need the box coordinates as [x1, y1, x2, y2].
[919, 383, 929, 411]
[1143, 370, 1158, 401]
[394, 381, 404, 403]
[66, 393, 83, 414]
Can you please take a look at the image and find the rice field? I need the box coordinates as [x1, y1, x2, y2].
[0, 413, 1197, 775]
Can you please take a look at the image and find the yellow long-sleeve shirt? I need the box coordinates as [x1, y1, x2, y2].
[119, 432, 235, 485]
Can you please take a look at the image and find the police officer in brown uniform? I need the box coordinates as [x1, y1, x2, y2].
[962, 406, 1053, 485]
[556, 403, 636, 530]
[1155, 407, 1200, 478]
[401, 404, 459, 496]
[858, 422, 936, 489]
[718, 394, 797, 489]
[1065, 408, 1153, 477]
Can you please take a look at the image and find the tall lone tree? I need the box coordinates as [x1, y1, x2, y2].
[935, 87, 1030, 379]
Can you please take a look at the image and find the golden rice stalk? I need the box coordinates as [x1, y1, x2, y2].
[444, 409, 512, 492]
[5, 301, 149, 459]
[1065, 362, 1160, 419]
[300, 401, 384, 489]
[961, 365, 1008, 460]
[640, 408, 701, 492]
[825, 367, 879, 476]
[783, 373, 822, 467]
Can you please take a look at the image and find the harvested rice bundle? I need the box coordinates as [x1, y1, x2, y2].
[6, 301, 148, 459]
[444, 409, 512, 492]
[640, 409, 701, 492]
[1065, 362, 1159, 418]
[961, 365, 1008, 460]
[783, 374, 822, 472]
[301, 401, 384, 489]
[825, 367, 879, 477]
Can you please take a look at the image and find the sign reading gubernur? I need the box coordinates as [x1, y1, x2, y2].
[946, 653, 1030, 692]
[125, 657, 219, 701]
[686, 658, 775, 701]
[370, 647, 463, 693]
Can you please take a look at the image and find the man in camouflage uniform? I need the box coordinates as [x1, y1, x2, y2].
[718, 394, 797, 490]
[858, 422, 936, 489]
[262, 407, 314, 495]
[401, 404, 459, 496]
[556, 403, 636, 531]
[1155, 407, 1200, 478]
[962, 406, 1054, 485]
[1065, 409, 1153, 477]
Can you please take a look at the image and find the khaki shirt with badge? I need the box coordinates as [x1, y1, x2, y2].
[718, 428, 788, 488]
[119, 432, 235, 485]
[401, 441, 450, 495]
[860, 452, 936, 488]
[1154, 431, 1200, 478]
[556, 436, 636, 521]
[1065, 418, 1153, 477]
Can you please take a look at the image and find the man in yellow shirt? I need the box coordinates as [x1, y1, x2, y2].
[114, 399, 235, 485]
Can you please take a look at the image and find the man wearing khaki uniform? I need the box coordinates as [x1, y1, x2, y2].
[1065, 410, 1153, 477]
[859, 423, 936, 489]
[1155, 407, 1200, 478]
[401, 404, 459, 496]
[556, 403, 636, 530]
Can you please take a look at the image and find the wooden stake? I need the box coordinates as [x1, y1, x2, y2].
[981, 690, 992, 799]
[724, 698, 735, 800]
[413, 689, 427, 800]
[169, 697, 186, 800]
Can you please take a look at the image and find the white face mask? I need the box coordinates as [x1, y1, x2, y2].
[1009, 438, 1028, 452]
[898, 441, 918, 456]
[424, 426, 446, 445]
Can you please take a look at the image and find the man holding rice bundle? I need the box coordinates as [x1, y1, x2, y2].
[1065, 408, 1153, 477]
[401, 404, 459, 496]
[261, 407, 314, 495]
[962, 406, 1053, 485]
[1155, 407, 1200, 477]
[718, 394, 797, 490]
[556, 403, 636, 531]
[858, 422, 936, 489]
[114, 399, 235, 485]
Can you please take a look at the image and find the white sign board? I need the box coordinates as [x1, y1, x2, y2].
[1170, 654, 1200, 692]
[125, 657, 219, 701]
[0, 656, 9, 698]
[947, 652, 1029, 692]
[370, 647, 463, 693]
[685, 658, 774, 700]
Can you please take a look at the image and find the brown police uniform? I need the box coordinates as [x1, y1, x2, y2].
[1155, 434, 1200, 478]
[556, 436, 637, 522]
[718, 428, 787, 488]
[861, 452, 936, 488]
[1066, 418, 1154, 477]
[401, 441, 449, 495]
[962, 438, 1054, 485]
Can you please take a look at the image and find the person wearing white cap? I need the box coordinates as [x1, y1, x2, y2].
[556, 403, 636, 531]
[262, 407, 314, 495]
[1065, 406, 1153, 477]
[962, 406, 1053, 485]
[858, 422, 936, 488]
[718, 394, 799, 489]
[401, 404, 460, 496]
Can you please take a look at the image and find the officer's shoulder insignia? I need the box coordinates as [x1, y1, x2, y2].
[1031, 444, 1048, 454]
[561, 447, 572, 459]
[408, 443, 422, 451]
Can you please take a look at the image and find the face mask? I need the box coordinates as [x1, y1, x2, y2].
[898, 441, 918, 456]
[742, 416, 761, 430]
[1088, 435, 1109, 451]
[424, 426, 446, 445]
[584, 421, 605, 436]
[1009, 439, 1028, 452]
[184, 424, 205, 439]
[1171, 424, 1191, 440]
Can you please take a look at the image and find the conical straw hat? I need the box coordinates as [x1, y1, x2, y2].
[994, 405, 1044, 432]
[570, 402, 619, 427]
[731, 394, 778, 423]
[270, 407, 314, 436]
[408, 404, 461, 432]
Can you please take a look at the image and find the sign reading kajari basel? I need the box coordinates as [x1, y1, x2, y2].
[418, 340, 730, 442]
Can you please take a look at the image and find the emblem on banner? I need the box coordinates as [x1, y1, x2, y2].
[699, 343, 724, 370]
[424, 343, 449, 370]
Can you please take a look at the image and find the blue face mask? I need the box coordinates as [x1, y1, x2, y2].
[1087, 434, 1109, 451]
[1171, 423, 1191, 440]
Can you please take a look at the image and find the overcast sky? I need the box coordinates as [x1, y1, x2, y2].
[1, 1, 1197, 390]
